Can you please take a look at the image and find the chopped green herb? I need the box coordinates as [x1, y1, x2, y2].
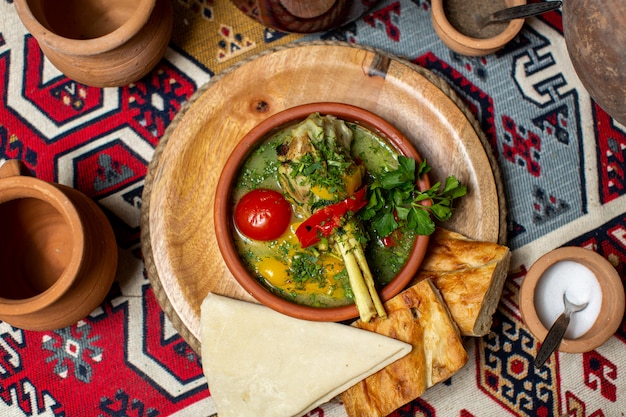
[360, 156, 467, 238]
[290, 253, 327, 290]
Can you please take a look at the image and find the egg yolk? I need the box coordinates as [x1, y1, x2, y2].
[256, 223, 299, 287]
[257, 257, 290, 288]
[256, 251, 346, 300]
[310, 166, 364, 201]
[299, 256, 346, 298]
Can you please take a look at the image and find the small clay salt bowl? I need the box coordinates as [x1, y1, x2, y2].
[214, 102, 431, 322]
[13, 0, 173, 87]
[0, 160, 118, 331]
[431, 0, 526, 56]
[519, 246, 625, 354]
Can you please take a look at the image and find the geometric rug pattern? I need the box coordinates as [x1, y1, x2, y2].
[1, 0, 624, 415]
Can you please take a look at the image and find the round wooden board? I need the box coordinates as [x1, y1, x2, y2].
[141, 41, 506, 354]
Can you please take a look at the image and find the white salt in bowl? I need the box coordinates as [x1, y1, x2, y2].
[519, 246, 625, 353]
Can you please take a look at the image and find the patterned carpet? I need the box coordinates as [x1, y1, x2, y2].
[1, 0, 625, 416]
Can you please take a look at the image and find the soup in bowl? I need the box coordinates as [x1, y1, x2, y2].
[214, 102, 431, 322]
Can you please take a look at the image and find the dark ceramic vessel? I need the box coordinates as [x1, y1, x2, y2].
[563, 0, 626, 125]
[229, 0, 378, 33]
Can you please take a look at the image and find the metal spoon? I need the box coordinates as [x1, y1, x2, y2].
[534, 292, 588, 368]
[473, 1, 563, 29]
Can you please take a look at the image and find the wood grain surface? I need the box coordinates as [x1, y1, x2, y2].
[141, 42, 506, 354]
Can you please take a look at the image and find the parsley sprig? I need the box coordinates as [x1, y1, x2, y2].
[359, 156, 467, 238]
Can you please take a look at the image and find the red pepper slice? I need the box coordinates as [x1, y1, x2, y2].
[381, 235, 397, 247]
[295, 187, 368, 248]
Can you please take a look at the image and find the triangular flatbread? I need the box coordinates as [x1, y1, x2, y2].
[200, 293, 412, 417]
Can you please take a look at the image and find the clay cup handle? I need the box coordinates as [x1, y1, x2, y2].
[0, 160, 33, 179]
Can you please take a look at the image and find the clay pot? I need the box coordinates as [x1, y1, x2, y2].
[519, 247, 625, 353]
[229, 0, 377, 33]
[0, 160, 118, 331]
[13, 0, 173, 87]
[431, 0, 526, 56]
[214, 102, 431, 322]
[563, 0, 626, 125]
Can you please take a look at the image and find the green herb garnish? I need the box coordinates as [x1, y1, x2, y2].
[290, 253, 328, 290]
[360, 156, 467, 238]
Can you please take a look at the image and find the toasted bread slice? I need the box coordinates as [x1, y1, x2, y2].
[416, 228, 511, 336]
[341, 279, 468, 417]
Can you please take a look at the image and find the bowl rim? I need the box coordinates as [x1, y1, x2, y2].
[519, 246, 625, 353]
[214, 102, 431, 322]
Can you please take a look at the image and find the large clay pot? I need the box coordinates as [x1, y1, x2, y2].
[0, 160, 118, 331]
[563, 0, 626, 125]
[13, 0, 173, 87]
[229, 0, 378, 33]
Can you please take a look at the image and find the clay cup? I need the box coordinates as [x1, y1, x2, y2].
[13, 0, 173, 87]
[0, 160, 118, 331]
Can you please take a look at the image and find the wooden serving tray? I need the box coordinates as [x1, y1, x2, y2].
[141, 42, 506, 354]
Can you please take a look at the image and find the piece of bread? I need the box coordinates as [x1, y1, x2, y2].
[200, 293, 411, 417]
[415, 227, 511, 336]
[340, 279, 468, 417]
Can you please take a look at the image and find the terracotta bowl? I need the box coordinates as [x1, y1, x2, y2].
[519, 246, 625, 353]
[214, 102, 431, 322]
[431, 0, 526, 56]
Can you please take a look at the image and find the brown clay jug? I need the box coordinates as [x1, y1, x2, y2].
[0, 160, 118, 331]
[229, 0, 379, 33]
[563, 0, 626, 125]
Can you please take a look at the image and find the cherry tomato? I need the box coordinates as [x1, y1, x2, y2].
[234, 189, 292, 241]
